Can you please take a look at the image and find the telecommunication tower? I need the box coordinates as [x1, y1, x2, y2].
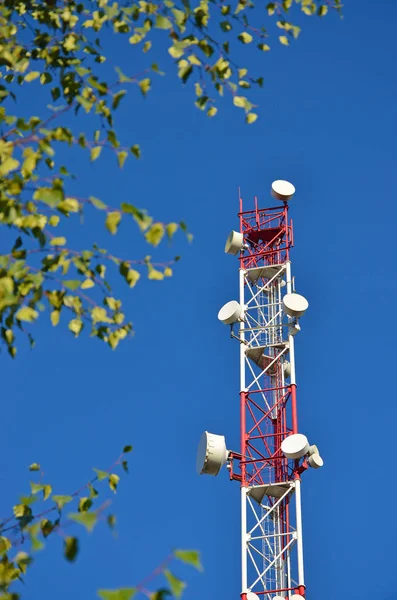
[197, 181, 323, 600]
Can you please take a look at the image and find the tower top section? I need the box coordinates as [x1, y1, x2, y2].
[234, 180, 296, 269]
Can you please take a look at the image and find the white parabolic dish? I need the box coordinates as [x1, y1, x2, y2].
[246, 594, 260, 600]
[225, 230, 244, 255]
[281, 433, 309, 459]
[196, 431, 228, 476]
[218, 300, 243, 325]
[282, 293, 309, 318]
[271, 180, 295, 202]
[308, 453, 324, 469]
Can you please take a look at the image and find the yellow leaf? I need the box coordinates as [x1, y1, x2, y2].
[238, 32, 253, 44]
[49, 215, 60, 227]
[279, 35, 289, 46]
[164, 267, 173, 277]
[148, 268, 164, 281]
[0, 157, 20, 176]
[50, 237, 67, 246]
[106, 211, 121, 234]
[24, 71, 40, 82]
[233, 96, 247, 108]
[246, 113, 258, 124]
[81, 279, 95, 289]
[51, 310, 60, 326]
[90, 146, 102, 161]
[145, 223, 165, 247]
[169, 45, 185, 59]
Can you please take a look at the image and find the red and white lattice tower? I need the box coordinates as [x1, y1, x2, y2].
[197, 180, 323, 600]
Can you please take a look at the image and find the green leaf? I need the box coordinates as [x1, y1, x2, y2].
[139, 78, 151, 96]
[68, 511, 97, 533]
[64, 280, 81, 291]
[106, 211, 121, 234]
[49, 215, 60, 227]
[109, 473, 120, 492]
[0, 157, 20, 176]
[30, 481, 43, 495]
[174, 549, 202, 571]
[148, 267, 164, 281]
[0, 536, 11, 555]
[50, 237, 67, 246]
[155, 15, 173, 29]
[246, 113, 258, 124]
[107, 514, 116, 529]
[233, 96, 247, 109]
[30, 523, 44, 551]
[123, 445, 133, 453]
[112, 90, 126, 110]
[166, 222, 178, 240]
[34, 186, 63, 206]
[118, 151, 128, 168]
[69, 319, 83, 336]
[164, 570, 186, 599]
[119, 263, 141, 288]
[318, 5, 328, 16]
[238, 32, 253, 43]
[131, 145, 141, 159]
[43, 484, 52, 501]
[91, 146, 103, 161]
[90, 196, 107, 210]
[97, 589, 136, 600]
[29, 463, 41, 472]
[145, 223, 165, 247]
[51, 310, 60, 326]
[16, 307, 39, 323]
[93, 468, 108, 481]
[41, 519, 54, 538]
[151, 589, 171, 600]
[92, 307, 112, 323]
[78, 497, 93, 512]
[52, 495, 73, 510]
[258, 43, 270, 51]
[64, 536, 79, 562]
[24, 71, 40, 82]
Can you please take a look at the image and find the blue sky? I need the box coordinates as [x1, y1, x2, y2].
[2, 2, 397, 599]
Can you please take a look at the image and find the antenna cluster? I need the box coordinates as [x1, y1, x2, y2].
[197, 181, 322, 600]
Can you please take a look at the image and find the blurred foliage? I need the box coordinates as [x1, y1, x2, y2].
[0, 0, 339, 354]
[0, 446, 202, 599]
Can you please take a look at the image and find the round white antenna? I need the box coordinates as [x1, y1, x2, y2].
[246, 594, 260, 600]
[273, 596, 285, 600]
[291, 595, 305, 600]
[282, 293, 309, 318]
[283, 361, 291, 379]
[196, 431, 228, 476]
[271, 180, 295, 202]
[225, 230, 244, 255]
[308, 444, 319, 456]
[218, 300, 243, 325]
[308, 452, 324, 469]
[281, 433, 309, 459]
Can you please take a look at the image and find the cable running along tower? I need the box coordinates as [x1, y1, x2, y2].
[197, 181, 323, 600]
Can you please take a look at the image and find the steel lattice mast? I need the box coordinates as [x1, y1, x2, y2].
[197, 180, 323, 600]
